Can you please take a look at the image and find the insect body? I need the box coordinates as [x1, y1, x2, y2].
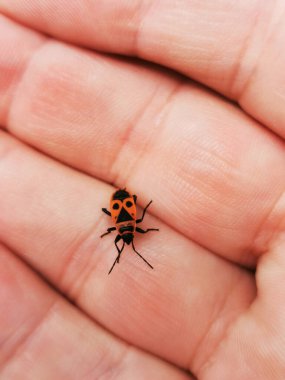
[101, 189, 159, 274]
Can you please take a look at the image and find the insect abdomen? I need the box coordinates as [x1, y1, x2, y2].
[119, 225, 134, 234]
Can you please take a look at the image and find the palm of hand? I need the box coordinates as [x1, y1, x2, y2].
[0, 2, 285, 379]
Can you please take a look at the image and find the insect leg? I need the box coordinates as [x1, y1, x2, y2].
[115, 236, 124, 263]
[100, 227, 116, 238]
[102, 208, 111, 216]
[133, 194, 137, 204]
[136, 200, 153, 223]
[136, 227, 159, 234]
[131, 240, 153, 270]
[108, 235, 124, 275]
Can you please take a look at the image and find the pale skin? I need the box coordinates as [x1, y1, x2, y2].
[0, 1, 285, 379]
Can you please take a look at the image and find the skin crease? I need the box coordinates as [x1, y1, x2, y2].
[0, 1, 285, 379]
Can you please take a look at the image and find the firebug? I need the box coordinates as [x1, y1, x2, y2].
[101, 189, 159, 274]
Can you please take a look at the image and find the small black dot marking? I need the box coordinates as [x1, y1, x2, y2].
[113, 203, 119, 210]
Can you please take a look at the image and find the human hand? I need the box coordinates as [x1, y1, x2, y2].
[0, 1, 285, 379]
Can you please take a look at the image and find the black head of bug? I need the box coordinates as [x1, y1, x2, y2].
[122, 233, 134, 245]
[113, 189, 130, 200]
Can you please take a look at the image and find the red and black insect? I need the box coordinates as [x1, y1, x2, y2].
[101, 189, 159, 274]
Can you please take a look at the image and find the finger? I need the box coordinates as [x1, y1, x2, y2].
[1, 1, 285, 139]
[1, 17, 285, 267]
[0, 132, 256, 374]
[199, 226, 285, 379]
[0, 15, 177, 179]
[0, 243, 191, 380]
